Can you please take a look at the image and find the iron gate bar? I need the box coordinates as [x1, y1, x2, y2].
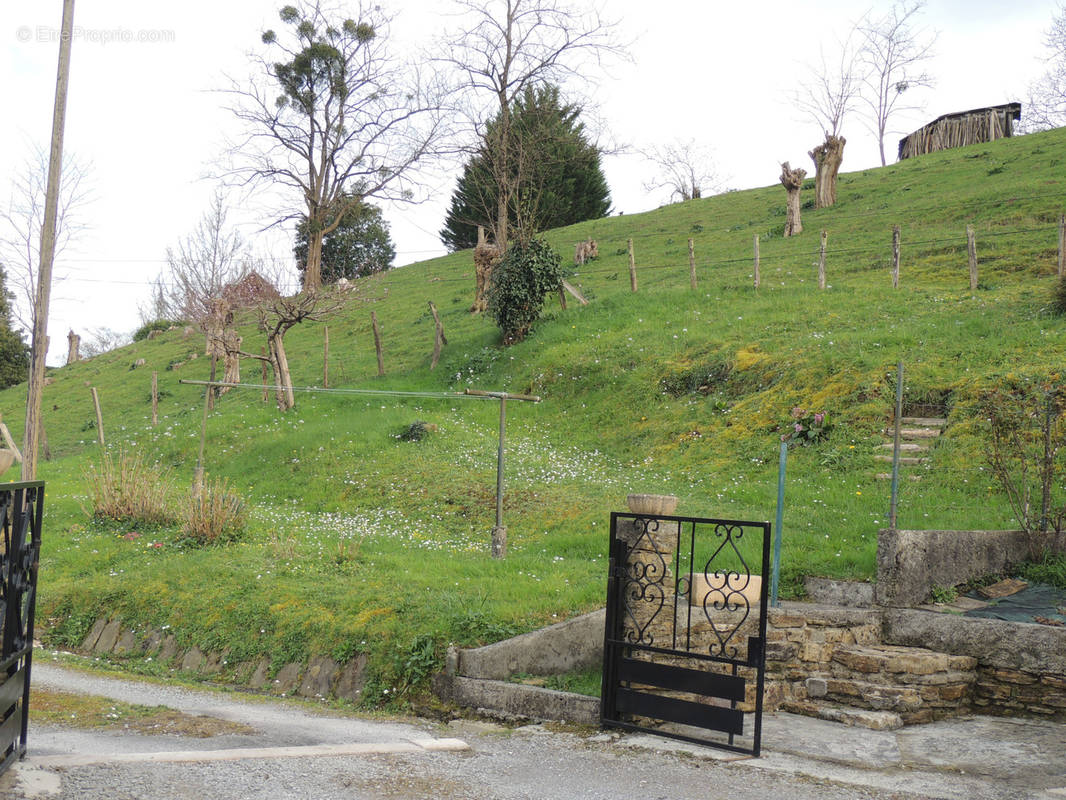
[0, 481, 44, 776]
[601, 511, 771, 757]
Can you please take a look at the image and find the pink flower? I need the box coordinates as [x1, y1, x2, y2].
[813, 412, 825, 425]
[794, 423, 804, 432]
[791, 406, 804, 419]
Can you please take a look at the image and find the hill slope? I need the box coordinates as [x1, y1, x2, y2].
[3, 127, 1065, 701]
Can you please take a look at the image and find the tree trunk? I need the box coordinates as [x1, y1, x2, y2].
[779, 162, 806, 237]
[303, 230, 324, 293]
[808, 135, 845, 209]
[471, 227, 501, 314]
[66, 330, 80, 364]
[221, 333, 241, 394]
[267, 335, 295, 411]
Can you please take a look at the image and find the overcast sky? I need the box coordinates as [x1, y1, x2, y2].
[2, 0, 1060, 364]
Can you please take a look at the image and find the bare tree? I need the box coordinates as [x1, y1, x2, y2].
[0, 145, 91, 332]
[1025, 5, 1066, 131]
[780, 162, 806, 237]
[641, 139, 725, 204]
[225, 2, 447, 293]
[148, 192, 255, 325]
[439, 0, 625, 311]
[858, 1, 937, 166]
[796, 33, 863, 208]
[80, 327, 131, 358]
[228, 290, 347, 411]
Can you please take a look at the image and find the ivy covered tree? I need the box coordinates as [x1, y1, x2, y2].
[294, 196, 395, 283]
[0, 266, 29, 389]
[440, 85, 611, 252]
[487, 237, 566, 344]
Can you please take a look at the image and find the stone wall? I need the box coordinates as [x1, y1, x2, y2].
[876, 528, 1066, 607]
[77, 616, 366, 702]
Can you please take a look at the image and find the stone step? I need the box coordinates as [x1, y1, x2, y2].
[831, 644, 977, 677]
[874, 455, 928, 465]
[900, 417, 947, 427]
[779, 699, 903, 730]
[875, 473, 922, 481]
[877, 442, 927, 451]
[895, 427, 942, 439]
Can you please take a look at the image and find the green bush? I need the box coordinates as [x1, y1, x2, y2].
[488, 237, 566, 344]
[133, 319, 174, 342]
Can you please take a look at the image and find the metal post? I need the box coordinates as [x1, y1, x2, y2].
[771, 442, 787, 607]
[491, 397, 507, 558]
[889, 361, 903, 529]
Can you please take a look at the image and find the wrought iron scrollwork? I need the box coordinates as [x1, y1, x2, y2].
[619, 517, 668, 646]
[698, 523, 752, 659]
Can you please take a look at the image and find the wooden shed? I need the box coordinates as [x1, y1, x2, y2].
[897, 102, 1021, 161]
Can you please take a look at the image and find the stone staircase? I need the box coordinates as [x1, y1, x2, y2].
[875, 416, 947, 481]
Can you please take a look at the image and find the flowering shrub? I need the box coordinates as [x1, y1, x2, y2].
[780, 406, 832, 447]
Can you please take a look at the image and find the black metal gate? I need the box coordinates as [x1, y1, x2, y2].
[601, 512, 770, 756]
[0, 482, 44, 776]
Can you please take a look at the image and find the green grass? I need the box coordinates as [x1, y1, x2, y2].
[5, 127, 1066, 703]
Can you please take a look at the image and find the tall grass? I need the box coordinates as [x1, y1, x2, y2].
[84, 449, 176, 526]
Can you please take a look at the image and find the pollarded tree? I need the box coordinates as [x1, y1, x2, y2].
[294, 195, 395, 283]
[227, 2, 446, 292]
[487, 237, 566, 345]
[439, 85, 610, 252]
[796, 31, 863, 208]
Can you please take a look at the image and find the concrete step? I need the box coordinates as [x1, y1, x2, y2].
[896, 428, 942, 439]
[831, 644, 977, 676]
[877, 442, 927, 451]
[900, 417, 947, 427]
[779, 699, 903, 730]
[874, 455, 927, 465]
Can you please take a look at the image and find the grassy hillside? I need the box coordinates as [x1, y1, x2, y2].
[4, 126, 1065, 703]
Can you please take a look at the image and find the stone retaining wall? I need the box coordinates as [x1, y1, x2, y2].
[77, 617, 366, 702]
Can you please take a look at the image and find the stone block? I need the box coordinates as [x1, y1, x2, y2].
[768, 611, 806, 629]
[800, 642, 833, 664]
[157, 635, 179, 664]
[180, 647, 204, 672]
[1042, 674, 1066, 690]
[273, 663, 302, 694]
[113, 629, 140, 655]
[765, 641, 798, 661]
[299, 655, 339, 698]
[989, 668, 1038, 685]
[806, 677, 828, 698]
[832, 648, 883, 673]
[885, 650, 948, 676]
[143, 629, 162, 655]
[974, 681, 1012, 700]
[248, 658, 271, 689]
[81, 618, 107, 652]
[94, 619, 122, 654]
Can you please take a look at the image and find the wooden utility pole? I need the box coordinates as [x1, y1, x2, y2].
[818, 230, 828, 290]
[23, 0, 76, 480]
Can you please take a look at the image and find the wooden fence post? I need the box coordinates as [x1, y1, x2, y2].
[323, 326, 330, 388]
[90, 386, 105, 446]
[371, 311, 385, 377]
[892, 225, 901, 289]
[818, 230, 828, 290]
[688, 238, 697, 290]
[1058, 213, 1065, 277]
[967, 225, 978, 291]
[753, 234, 760, 290]
[429, 301, 447, 369]
[151, 371, 158, 426]
[628, 238, 637, 292]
